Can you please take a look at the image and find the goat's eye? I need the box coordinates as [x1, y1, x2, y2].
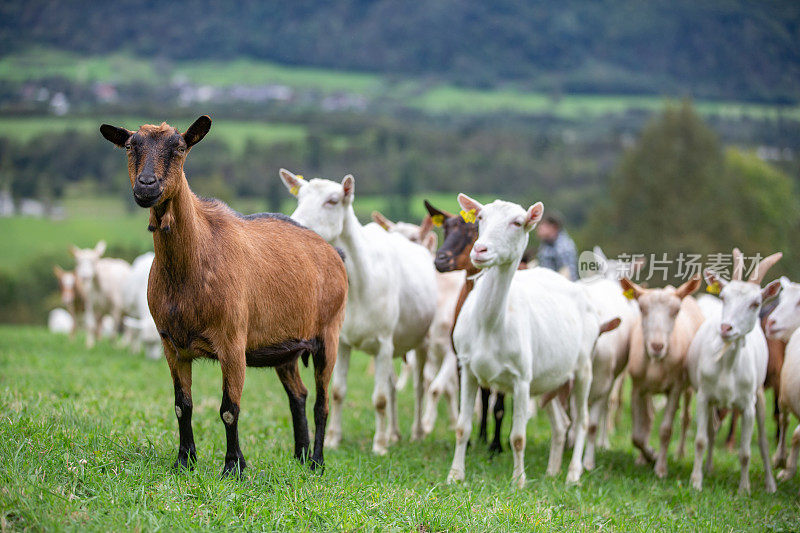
[511, 219, 523, 227]
[325, 198, 339, 206]
[176, 146, 185, 154]
[750, 302, 759, 310]
[125, 144, 132, 151]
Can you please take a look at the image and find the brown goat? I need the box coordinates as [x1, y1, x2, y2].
[100, 116, 347, 476]
[53, 265, 84, 338]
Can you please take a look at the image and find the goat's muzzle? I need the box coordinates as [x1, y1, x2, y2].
[435, 252, 455, 273]
[133, 176, 163, 208]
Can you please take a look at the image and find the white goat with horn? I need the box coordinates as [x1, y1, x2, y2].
[687, 248, 780, 494]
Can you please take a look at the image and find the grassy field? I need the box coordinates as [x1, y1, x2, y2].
[1, 326, 799, 531]
[0, 116, 308, 153]
[3, 48, 799, 121]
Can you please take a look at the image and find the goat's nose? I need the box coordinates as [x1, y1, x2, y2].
[473, 244, 488, 254]
[720, 323, 733, 335]
[138, 174, 156, 186]
[650, 342, 664, 353]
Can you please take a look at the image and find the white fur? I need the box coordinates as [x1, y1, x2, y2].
[121, 252, 162, 359]
[281, 170, 437, 454]
[71, 241, 131, 348]
[447, 196, 597, 487]
[695, 293, 723, 321]
[687, 270, 779, 494]
[48, 308, 74, 334]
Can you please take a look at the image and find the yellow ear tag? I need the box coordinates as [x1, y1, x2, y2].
[706, 281, 721, 295]
[460, 209, 476, 224]
[290, 175, 304, 196]
[431, 214, 444, 227]
[623, 288, 635, 300]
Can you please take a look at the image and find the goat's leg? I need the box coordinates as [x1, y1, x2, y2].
[676, 388, 692, 459]
[489, 393, 505, 454]
[583, 396, 604, 471]
[388, 360, 401, 444]
[276, 362, 310, 464]
[773, 408, 789, 468]
[372, 339, 394, 455]
[724, 409, 739, 452]
[218, 345, 247, 477]
[755, 388, 777, 492]
[309, 330, 337, 470]
[166, 346, 196, 471]
[691, 392, 711, 490]
[326, 342, 350, 448]
[545, 395, 568, 476]
[478, 387, 491, 443]
[778, 424, 800, 482]
[737, 402, 756, 495]
[566, 357, 592, 484]
[84, 298, 96, 348]
[631, 385, 656, 464]
[411, 346, 428, 441]
[654, 386, 681, 478]
[447, 368, 479, 483]
[509, 380, 530, 487]
[604, 374, 625, 448]
[703, 403, 718, 474]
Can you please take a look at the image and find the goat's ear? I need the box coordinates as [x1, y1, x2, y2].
[593, 246, 607, 263]
[94, 240, 106, 257]
[53, 265, 64, 278]
[424, 199, 452, 220]
[422, 232, 437, 254]
[620, 277, 645, 300]
[762, 279, 782, 302]
[600, 317, 622, 334]
[342, 175, 355, 200]
[99, 124, 132, 148]
[524, 202, 544, 231]
[457, 193, 482, 216]
[183, 115, 212, 148]
[371, 211, 393, 230]
[419, 215, 434, 239]
[703, 268, 727, 292]
[279, 168, 306, 196]
[676, 275, 702, 298]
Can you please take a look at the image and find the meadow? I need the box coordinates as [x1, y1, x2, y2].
[1, 325, 799, 531]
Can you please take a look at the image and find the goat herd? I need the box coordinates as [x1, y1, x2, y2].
[43, 116, 800, 496]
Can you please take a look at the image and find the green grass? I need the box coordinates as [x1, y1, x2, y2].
[0, 116, 307, 152]
[1, 326, 798, 531]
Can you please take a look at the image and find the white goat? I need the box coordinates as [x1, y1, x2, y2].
[687, 249, 780, 494]
[761, 277, 800, 489]
[281, 170, 437, 454]
[371, 210, 461, 436]
[578, 275, 638, 469]
[71, 241, 131, 348]
[121, 252, 162, 359]
[621, 275, 704, 478]
[695, 293, 724, 321]
[447, 195, 604, 487]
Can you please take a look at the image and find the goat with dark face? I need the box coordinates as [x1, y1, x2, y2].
[100, 116, 348, 477]
[424, 200, 505, 453]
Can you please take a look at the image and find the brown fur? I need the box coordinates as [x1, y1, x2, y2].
[101, 116, 347, 474]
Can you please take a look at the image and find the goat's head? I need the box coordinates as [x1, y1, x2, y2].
[425, 200, 478, 272]
[620, 276, 701, 359]
[456, 194, 543, 269]
[371, 211, 437, 254]
[765, 277, 800, 342]
[100, 116, 211, 208]
[53, 265, 76, 306]
[70, 241, 106, 287]
[705, 248, 783, 342]
[281, 169, 354, 243]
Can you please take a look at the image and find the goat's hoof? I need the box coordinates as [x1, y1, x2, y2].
[566, 468, 582, 485]
[691, 474, 702, 491]
[634, 455, 649, 466]
[765, 477, 777, 493]
[777, 469, 793, 481]
[390, 431, 401, 444]
[583, 458, 595, 471]
[308, 456, 325, 474]
[545, 466, 560, 477]
[654, 463, 667, 479]
[446, 469, 465, 484]
[172, 455, 196, 472]
[372, 442, 388, 456]
[221, 457, 246, 478]
[325, 433, 341, 449]
[488, 441, 503, 455]
[772, 454, 786, 469]
[737, 483, 751, 496]
[512, 473, 527, 488]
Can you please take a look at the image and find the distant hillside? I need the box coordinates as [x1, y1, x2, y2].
[1, 1, 799, 103]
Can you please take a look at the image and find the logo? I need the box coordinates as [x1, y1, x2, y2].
[578, 250, 607, 280]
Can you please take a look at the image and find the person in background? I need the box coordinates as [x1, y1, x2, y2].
[536, 212, 578, 280]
